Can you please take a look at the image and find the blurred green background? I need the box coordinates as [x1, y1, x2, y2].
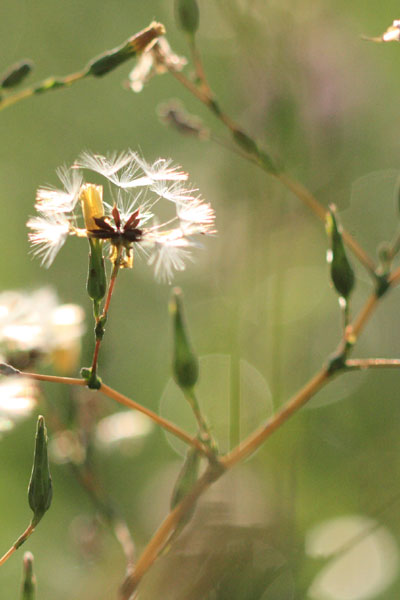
[2, 1, 400, 598]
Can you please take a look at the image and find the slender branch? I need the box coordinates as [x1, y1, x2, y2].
[0, 70, 87, 112]
[389, 264, 400, 285]
[22, 372, 86, 386]
[346, 293, 379, 340]
[222, 368, 330, 469]
[0, 524, 35, 566]
[20, 372, 210, 456]
[183, 388, 214, 447]
[345, 358, 400, 370]
[119, 464, 224, 599]
[124, 277, 394, 587]
[187, 35, 212, 97]
[167, 69, 377, 276]
[99, 383, 213, 459]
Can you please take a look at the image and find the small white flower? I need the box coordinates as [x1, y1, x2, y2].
[0, 288, 85, 374]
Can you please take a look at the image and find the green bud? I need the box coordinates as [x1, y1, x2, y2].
[326, 206, 355, 300]
[171, 447, 200, 509]
[87, 239, 107, 304]
[86, 22, 165, 77]
[175, 0, 200, 34]
[0, 60, 33, 89]
[232, 129, 259, 156]
[81, 367, 102, 390]
[28, 416, 52, 527]
[170, 288, 199, 390]
[21, 552, 36, 600]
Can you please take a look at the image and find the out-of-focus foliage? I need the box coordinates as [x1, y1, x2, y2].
[2, 1, 400, 598]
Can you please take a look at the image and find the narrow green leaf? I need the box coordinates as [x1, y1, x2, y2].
[28, 416, 53, 527]
[170, 288, 199, 390]
[326, 206, 355, 300]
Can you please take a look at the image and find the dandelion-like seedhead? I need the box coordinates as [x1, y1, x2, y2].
[27, 150, 215, 282]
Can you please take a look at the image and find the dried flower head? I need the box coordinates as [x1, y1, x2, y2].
[28, 151, 215, 282]
[127, 37, 187, 93]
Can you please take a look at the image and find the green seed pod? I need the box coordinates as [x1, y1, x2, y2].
[175, 0, 200, 34]
[21, 552, 36, 600]
[232, 130, 259, 156]
[0, 60, 33, 89]
[170, 288, 199, 390]
[171, 447, 200, 509]
[326, 206, 355, 300]
[87, 239, 107, 304]
[28, 416, 53, 527]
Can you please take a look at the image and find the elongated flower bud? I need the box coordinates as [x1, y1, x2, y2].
[80, 184, 104, 231]
[21, 552, 36, 600]
[0, 60, 33, 89]
[28, 416, 53, 527]
[87, 22, 166, 77]
[175, 0, 200, 34]
[170, 288, 199, 390]
[326, 205, 355, 300]
[87, 238, 107, 304]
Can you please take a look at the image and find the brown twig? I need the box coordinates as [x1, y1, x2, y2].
[120, 279, 394, 591]
[21, 372, 210, 457]
[166, 69, 377, 277]
[99, 383, 213, 459]
[345, 358, 400, 370]
[0, 523, 35, 566]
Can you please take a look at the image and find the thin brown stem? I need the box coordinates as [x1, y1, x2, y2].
[119, 464, 223, 599]
[0, 523, 35, 566]
[389, 265, 400, 285]
[167, 69, 377, 276]
[0, 70, 87, 112]
[125, 281, 391, 587]
[22, 372, 86, 386]
[346, 293, 379, 340]
[346, 358, 400, 370]
[183, 389, 214, 446]
[187, 35, 212, 97]
[99, 383, 213, 459]
[21, 372, 210, 456]
[222, 368, 330, 469]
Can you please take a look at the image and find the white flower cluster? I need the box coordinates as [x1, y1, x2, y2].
[0, 288, 84, 354]
[0, 288, 85, 433]
[27, 151, 215, 282]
